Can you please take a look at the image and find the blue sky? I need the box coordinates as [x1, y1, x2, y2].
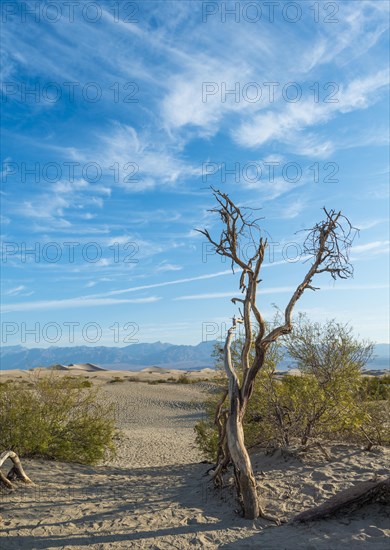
[1, 0, 389, 348]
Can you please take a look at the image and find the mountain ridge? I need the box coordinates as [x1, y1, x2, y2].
[0, 340, 218, 370]
[1, 342, 389, 372]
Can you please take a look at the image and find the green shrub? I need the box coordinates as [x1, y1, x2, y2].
[108, 376, 125, 384]
[194, 419, 219, 461]
[357, 400, 390, 448]
[358, 375, 390, 401]
[0, 373, 117, 464]
[195, 319, 386, 461]
[177, 374, 191, 384]
[79, 379, 93, 388]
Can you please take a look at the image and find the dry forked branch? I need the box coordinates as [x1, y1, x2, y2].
[0, 451, 34, 490]
[197, 188, 268, 381]
[197, 189, 357, 520]
[247, 207, 357, 400]
[261, 208, 356, 345]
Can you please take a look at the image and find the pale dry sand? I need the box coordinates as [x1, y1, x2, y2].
[0, 369, 389, 549]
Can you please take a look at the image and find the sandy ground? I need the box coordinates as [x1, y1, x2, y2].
[0, 370, 389, 549]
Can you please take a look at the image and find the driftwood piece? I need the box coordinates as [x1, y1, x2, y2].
[293, 477, 390, 523]
[0, 451, 34, 489]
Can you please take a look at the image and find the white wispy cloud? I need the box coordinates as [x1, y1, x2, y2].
[5, 285, 26, 296]
[175, 283, 389, 301]
[233, 70, 389, 153]
[97, 123, 202, 192]
[175, 286, 295, 301]
[9, 177, 110, 231]
[357, 219, 389, 230]
[351, 240, 390, 257]
[1, 296, 161, 313]
[241, 175, 309, 201]
[276, 200, 306, 220]
[91, 270, 235, 297]
[327, 284, 389, 291]
[0, 270, 234, 313]
[156, 261, 183, 272]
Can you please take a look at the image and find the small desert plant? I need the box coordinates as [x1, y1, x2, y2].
[108, 376, 125, 384]
[79, 379, 93, 388]
[194, 415, 219, 460]
[356, 400, 390, 449]
[0, 372, 116, 464]
[177, 374, 191, 384]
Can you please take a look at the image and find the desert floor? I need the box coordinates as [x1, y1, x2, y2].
[0, 370, 389, 549]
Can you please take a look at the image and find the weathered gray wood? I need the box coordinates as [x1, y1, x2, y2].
[0, 451, 34, 489]
[293, 477, 390, 522]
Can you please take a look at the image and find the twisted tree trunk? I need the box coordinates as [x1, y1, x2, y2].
[213, 322, 264, 519]
[226, 402, 260, 518]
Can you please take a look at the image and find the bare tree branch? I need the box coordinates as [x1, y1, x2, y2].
[261, 208, 357, 348]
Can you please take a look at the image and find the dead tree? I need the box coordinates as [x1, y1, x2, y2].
[197, 189, 356, 519]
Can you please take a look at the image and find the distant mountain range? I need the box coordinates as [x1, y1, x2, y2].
[0, 341, 217, 371]
[0, 341, 388, 372]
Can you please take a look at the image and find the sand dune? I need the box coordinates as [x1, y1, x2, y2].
[140, 366, 172, 374]
[16, 363, 107, 374]
[0, 374, 389, 549]
[67, 363, 106, 372]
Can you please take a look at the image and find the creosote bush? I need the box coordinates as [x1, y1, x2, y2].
[0, 372, 117, 464]
[177, 374, 191, 384]
[108, 376, 125, 384]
